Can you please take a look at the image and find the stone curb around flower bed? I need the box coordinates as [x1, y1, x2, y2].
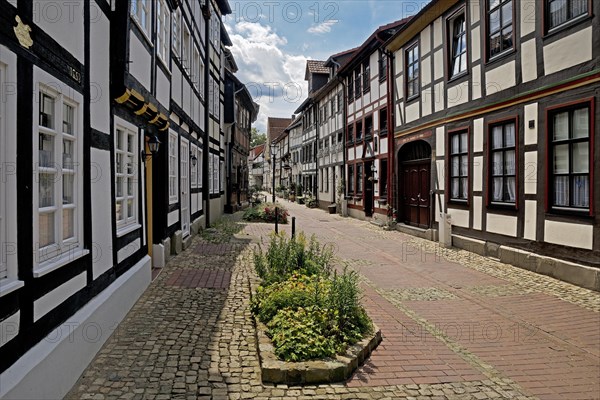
[255, 318, 382, 385]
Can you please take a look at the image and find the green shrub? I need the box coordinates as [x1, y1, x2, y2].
[328, 269, 373, 344]
[243, 202, 289, 224]
[251, 274, 330, 323]
[253, 232, 333, 284]
[267, 306, 338, 361]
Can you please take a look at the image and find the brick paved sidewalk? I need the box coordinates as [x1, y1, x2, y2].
[66, 205, 600, 400]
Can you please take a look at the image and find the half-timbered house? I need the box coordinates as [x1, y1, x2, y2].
[386, 0, 599, 287]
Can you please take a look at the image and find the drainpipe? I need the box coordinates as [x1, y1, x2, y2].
[315, 105, 319, 203]
[386, 49, 395, 221]
[202, 5, 211, 227]
[331, 60, 346, 201]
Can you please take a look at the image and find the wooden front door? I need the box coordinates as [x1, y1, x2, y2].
[364, 161, 373, 217]
[401, 161, 430, 228]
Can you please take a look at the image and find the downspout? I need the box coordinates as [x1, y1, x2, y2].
[315, 104, 319, 202]
[331, 60, 346, 201]
[386, 49, 395, 221]
[202, 5, 211, 227]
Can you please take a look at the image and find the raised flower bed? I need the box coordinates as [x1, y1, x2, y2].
[250, 233, 380, 384]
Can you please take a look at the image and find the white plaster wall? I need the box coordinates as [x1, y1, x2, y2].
[0, 311, 19, 347]
[91, 148, 113, 279]
[36, 1, 84, 62]
[405, 101, 420, 123]
[524, 102, 538, 145]
[473, 118, 484, 152]
[433, 17, 443, 48]
[422, 55, 431, 87]
[472, 64, 482, 100]
[422, 88, 433, 117]
[544, 220, 593, 250]
[524, 151, 538, 194]
[524, 200, 537, 240]
[33, 272, 86, 322]
[473, 156, 483, 192]
[520, 0, 536, 37]
[486, 213, 518, 237]
[0, 257, 150, 400]
[172, 66, 182, 107]
[543, 27, 593, 76]
[117, 239, 141, 264]
[435, 194, 445, 221]
[447, 81, 469, 108]
[157, 69, 170, 108]
[472, 196, 482, 230]
[521, 39, 538, 83]
[434, 82, 444, 112]
[436, 126, 445, 156]
[470, 26, 481, 63]
[168, 210, 179, 226]
[485, 61, 516, 95]
[90, 12, 110, 133]
[448, 208, 469, 228]
[433, 49, 444, 81]
[469, 0, 480, 25]
[435, 160, 445, 190]
[420, 26, 431, 55]
[129, 34, 151, 89]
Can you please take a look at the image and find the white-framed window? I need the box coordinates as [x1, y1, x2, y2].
[191, 145, 198, 188]
[208, 153, 214, 194]
[220, 160, 224, 192]
[192, 45, 200, 89]
[34, 72, 85, 272]
[156, 0, 170, 62]
[168, 131, 178, 203]
[210, 12, 221, 48]
[209, 75, 215, 115]
[198, 149, 203, 189]
[115, 124, 138, 231]
[182, 24, 191, 70]
[199, 59, 205, 98]
[172, 8, 181, 56]
[0, 64, 6, 281]
[131, 0, 150, 34]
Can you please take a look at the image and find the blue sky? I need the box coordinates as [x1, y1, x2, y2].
[224, 1, 429, 133]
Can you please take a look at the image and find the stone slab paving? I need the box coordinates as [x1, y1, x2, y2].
[67, 202, 599, 400]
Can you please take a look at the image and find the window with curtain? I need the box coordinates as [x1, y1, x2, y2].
[357, 164, 363, 194]
[115, 127, 138, 230]
[450, 130, 469, 200]
[489, 121, 516, 204]
[348, 74, 354, 102]
[379, 50, 387, 81]
[156, 0, 170, 62]
[131, 0, 150, 33]
[488, 0, 513, 59]
[354, 68, 361, 99]
[348, 164, 354, 193]
[547, 0, 589, 31]
[405, 43, 420, 99]
[550, 104, 590, 210]
[168, 132, 178, 203]
[172, 9, 180, 55]
[362, 60, 370, 93]
[36, 87, 82, 264]
[449, 11, 468, 78]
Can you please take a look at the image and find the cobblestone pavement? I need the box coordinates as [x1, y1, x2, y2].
[67, 202, 600, 400]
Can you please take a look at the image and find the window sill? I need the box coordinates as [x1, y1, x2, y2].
[130, 16, 154, 48]
[0, 279, 25, 297]
[157, 55, 171, 76]
[546, 207, 593, 219]
[486, 48, 516, 67]
[33, 249, 90, 278]
[117, 223, 142, 238]
[544, 14, 592, 39]
[447, 71, 469, 85]
[406, 94, 420, 104]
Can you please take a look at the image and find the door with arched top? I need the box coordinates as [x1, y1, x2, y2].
[398, 141, 431, 228]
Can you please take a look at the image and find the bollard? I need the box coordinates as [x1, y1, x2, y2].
[291, 216, 296, 238]
[275, 206, 279, 234]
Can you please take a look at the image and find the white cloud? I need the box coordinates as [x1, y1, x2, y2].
[307, 19, 339, 34]
[226, 21, 308, 132]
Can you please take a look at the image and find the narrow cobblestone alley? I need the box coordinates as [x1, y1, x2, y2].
[67, 201, 600, 400]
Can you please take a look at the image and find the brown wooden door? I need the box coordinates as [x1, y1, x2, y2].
[401, 161, 430, 228]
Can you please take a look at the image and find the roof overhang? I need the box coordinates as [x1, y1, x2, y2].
[386, 0, 458, 52]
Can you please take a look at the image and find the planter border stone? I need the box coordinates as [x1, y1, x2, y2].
[255, 318, 382, 385]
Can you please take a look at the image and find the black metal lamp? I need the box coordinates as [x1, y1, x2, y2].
[190, 151, 198, 167]
[141, 135, 161, 162]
